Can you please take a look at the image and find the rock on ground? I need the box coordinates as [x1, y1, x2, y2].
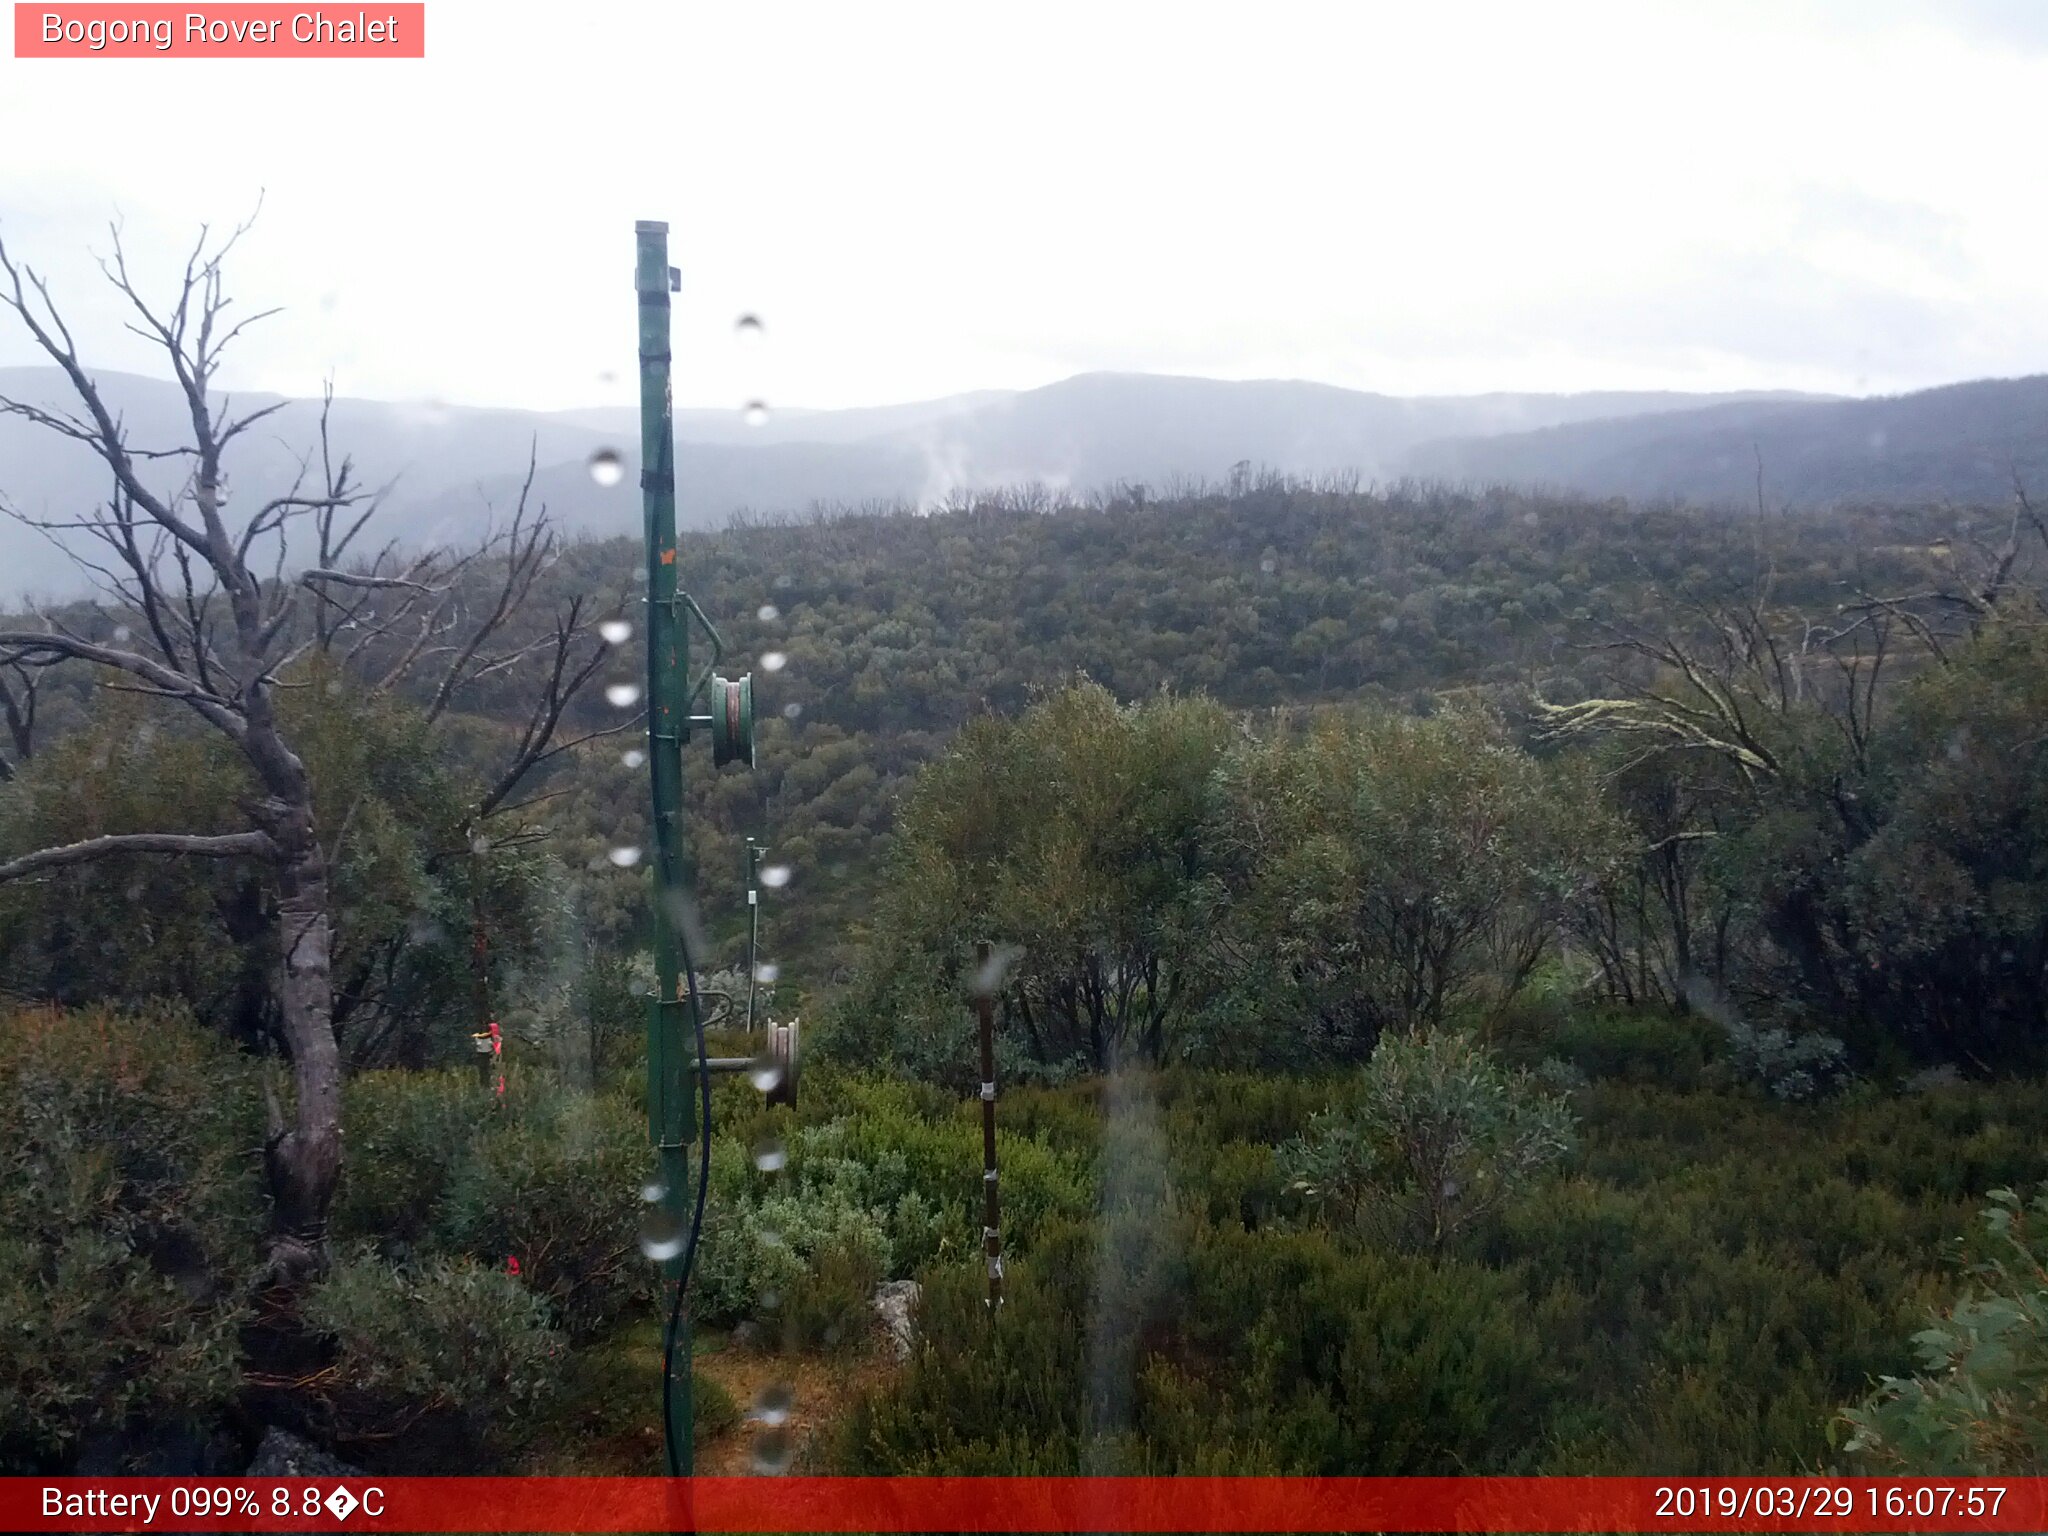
[247, 1427, 365, 1478]
[871, 1279, 921, 1361]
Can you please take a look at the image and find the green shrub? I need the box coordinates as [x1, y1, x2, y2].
[693, 1369, 739, 1442]
[1538, 1008, 1717, 1089]
[0, 1006, 260, 1472]
[785, 1237, 886, 1351]
[1280, 1029, 1575, 1252]
[331, 1069, 489, 1249]
[1839, 1188, 2048, 1473]
[303, 1249, 561, 1461]
[839, 1210, 1552, 1475]
[836, 1222, 1092, 1474]
[1720, 1021, 1852, 1102]
[1183, 1222, 1554, 1473]
[694, 1155, 891, 1330]
[432, 1082, 653, 1340]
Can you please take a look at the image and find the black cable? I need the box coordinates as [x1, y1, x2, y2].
[661, 927, 716, 1478]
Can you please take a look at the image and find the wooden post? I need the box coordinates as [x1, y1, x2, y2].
[975, 939, 1003, 1309]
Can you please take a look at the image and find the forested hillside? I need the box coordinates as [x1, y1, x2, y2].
[526, 481, 2025, 985]
[8, 469, 2048, 1478]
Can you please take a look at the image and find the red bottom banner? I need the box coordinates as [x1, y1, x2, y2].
[5, 1476, 2041, 1533]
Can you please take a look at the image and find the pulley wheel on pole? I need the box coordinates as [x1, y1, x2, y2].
[710, 673, 755, 768]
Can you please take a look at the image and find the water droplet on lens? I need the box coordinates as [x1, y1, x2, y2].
[599, 619, 632, 645]
[735, 314, 765, 339]
[641, 1180, 666, 1203]
[758, 1225, 786, 1249]
[622, 748, 647, 769]
[753, 1138, 786, 1172]
[605, 683, 642, 708]
[743, 401, 770, 427]
[757, 604, 780, 623]
[639, 1204, 685, 1262]
[972, 943, 1024, 997]
[749, 1056, 785, 1093]
[760, 650, 787, 673]
[750, 1383, 792, 1426]
[1259, 556, 1276, 574]
[470, 833, 491, 854]
[759, 863, 791, 889]
[608, 845, 643, 868]
[754, 962, 780, 984]
[751, 1426, 793, 1474]
[588, 449, 624, 487]
[773, 573, 792, 590]
[781, 702, 802, 720]
[112, 624, 131, 642]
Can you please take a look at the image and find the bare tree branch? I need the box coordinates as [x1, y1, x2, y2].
[0, 830, 275, 883]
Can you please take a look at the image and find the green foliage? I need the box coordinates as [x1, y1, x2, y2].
[8, 474, 2048, 1478]
[0, 1006, 261, 1471]
[839, 684, 1621, 1080]
[693, 1369, 740, 1442]
[332, 1069, 491, 1248]
[830, 680, 1237, 1075]
[1203, 705, 1623, 1059]
[302, 1248, 561, 1457]
[1840, 1188, 2048, 1473]
[1564, 614, 2048, 1074]
[841, 1208, 1552, 1474]
[824, 1065, 2048, 1474]
[695, 1158, 891, 1336]
[433, 1082, 654, 1340]
[528, 487, 1983, 985]
[1523, 1006, 1719, 1089]
[0, 700, 252, 1024]
[1721, 1020, 1852, 1101]
[0, 674, 564, 1068]
[1280, 1030, 1576, 1252]
[335, 1070, 651, 1340]
[676, 1069, 1096, 1360]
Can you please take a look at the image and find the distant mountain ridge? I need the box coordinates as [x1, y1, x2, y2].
[4, 363, 2033, 598]
[1400, 375, 2048, 508]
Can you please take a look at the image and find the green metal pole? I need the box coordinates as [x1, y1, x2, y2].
[636, 219, 694, 1470]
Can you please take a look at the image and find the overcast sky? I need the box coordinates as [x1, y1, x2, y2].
[2, 0, 2045, 415]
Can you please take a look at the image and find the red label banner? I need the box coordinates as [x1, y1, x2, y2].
[3, 1476, 2043, 1532]
[13, 4, 424, 57]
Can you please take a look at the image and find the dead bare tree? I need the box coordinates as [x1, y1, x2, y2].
[0, 216, 622, 1285]
[1535, 476, 2048, 1021]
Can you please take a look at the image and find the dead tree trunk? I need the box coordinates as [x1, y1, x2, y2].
[0, 215, 618, 1283]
